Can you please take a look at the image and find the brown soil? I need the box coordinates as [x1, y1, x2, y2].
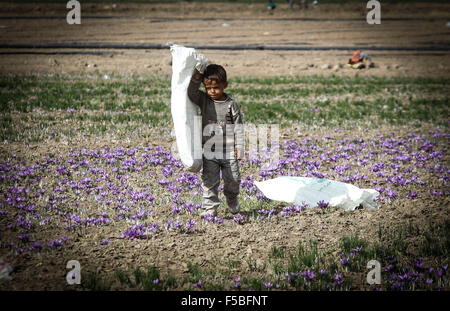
[0, 2, 449, 78]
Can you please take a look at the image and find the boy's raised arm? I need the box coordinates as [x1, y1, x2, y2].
[187, 69, 204, 107]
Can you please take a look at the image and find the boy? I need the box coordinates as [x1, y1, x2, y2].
[188, 62, 244, 217]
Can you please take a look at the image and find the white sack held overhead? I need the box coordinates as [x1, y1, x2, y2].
[254, 176, 380, 211]
[170, 45, 202, 172]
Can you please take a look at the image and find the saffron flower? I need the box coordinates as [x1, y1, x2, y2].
[302, 270, 315, 281]
[186, 219, 196, 232]
[334, 273, 344, 286]
[232, 215, 246, 225]
[406, 192, 419, 199]
[262, 282, 273, 289]
[340, 257, 350, 265]
[317, 200, 329, 208]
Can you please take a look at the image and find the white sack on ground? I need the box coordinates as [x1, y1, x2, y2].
[254, 176, 380, 210]
[170, 44, 202, 172]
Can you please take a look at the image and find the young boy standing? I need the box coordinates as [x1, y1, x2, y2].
[188, 63, 244, 217]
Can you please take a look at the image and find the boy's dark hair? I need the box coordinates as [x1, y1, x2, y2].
[204, 64, 227, 83]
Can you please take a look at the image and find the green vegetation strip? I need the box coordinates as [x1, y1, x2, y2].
[0, 74, 448, 142]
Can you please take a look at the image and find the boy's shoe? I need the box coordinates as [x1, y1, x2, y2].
[200, 208, 217, 218]
[227, 203, 240, 215]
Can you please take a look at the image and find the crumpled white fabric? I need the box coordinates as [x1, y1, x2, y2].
[170, 44, 203, 172]
[254, 176, 380, 210]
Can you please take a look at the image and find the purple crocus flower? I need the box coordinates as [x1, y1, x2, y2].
[302, 270, 315, 281]
[352, 246, 363, 253]
[406, 192, 418, 199]
[334, 273, 344, 286]
[412, 259, 424, 269]
[165, 219, 173, 231]
[285, 274, 291, 283]
[32, 242, 42, 250]
[213, 217, 225, 224]
[194, 280, 203, 288]
[18, 234, 30, 242]
[202, 214, 214, 222]
[262, 282, 273, 289]
[398, 273, 410, 281]
[186, 219, 196, 232]
[232, 215, 246, 224]
[317, 200, 329, 208]
[340, 257, 350, 265]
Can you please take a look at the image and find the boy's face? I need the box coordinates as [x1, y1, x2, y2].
[203, 78, 228, 101]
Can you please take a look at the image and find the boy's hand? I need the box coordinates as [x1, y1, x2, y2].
[193, 52, 208, 74]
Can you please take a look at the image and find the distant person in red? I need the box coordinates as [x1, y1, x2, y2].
[347, 50, 374, 69]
